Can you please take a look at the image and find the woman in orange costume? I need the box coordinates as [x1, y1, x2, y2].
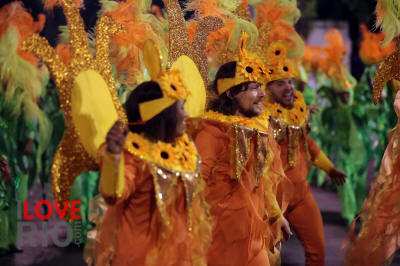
[94, 71, 211, 265]
[262, 42, 347, 266]
[187, 37, 292, 266]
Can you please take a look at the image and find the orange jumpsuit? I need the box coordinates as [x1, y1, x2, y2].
[277, 134, 329, 266]
[93, 144, 211, 266]
[188, 117, 286, 266]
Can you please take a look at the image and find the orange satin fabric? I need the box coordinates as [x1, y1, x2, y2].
[277, 135, 326, 266]
[94, 146, 210, 266]
[344, 123, 400, 266]
[279, 135, 320, 204]
[191, 118, 285, 266]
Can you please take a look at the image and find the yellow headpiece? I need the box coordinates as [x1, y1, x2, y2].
[217, 32, 269, 95]
[249, 0, 304, 83]
[264, 41, 298, 82]
[138, 40, 191, 122]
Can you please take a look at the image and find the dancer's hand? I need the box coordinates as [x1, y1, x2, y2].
[106, 121, 128, 154]
[280, 215, 292, 241]
[329, 168, 346, 186]
[394, 90, 400, 118]
[0, 157, 11, 185]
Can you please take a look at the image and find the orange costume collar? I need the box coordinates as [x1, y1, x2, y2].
[263, 90, 307, 126]
[263, 91, 311, 168]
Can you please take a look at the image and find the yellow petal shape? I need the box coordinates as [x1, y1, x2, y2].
[171, 55, 206, 117]
[71, 70, 119, 159]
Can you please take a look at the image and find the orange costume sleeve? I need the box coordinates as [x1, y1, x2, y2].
[307, 136, 334, 175]
[264, 133, 285, 218]
[98, 144, 137, 204]
[195, 129, 224, 180]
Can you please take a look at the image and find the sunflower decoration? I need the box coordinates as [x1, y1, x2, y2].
[238, 32, 268, 82]
[268, 103, 287, 119]
[124, 133, 197, 172]
[237, 56, 266, 81]
[264, 91, 307, 126]
[139, 40, 195, 122]
[177, 134, 197, 155]
[266, 41, 287, 64]
[178, 151, 197, 173]
[264, 45, 298, 81]
[176, 134, 198, 171]
[153, 141, 180, 170]
[125, 133, 150, 156]
[158, 70, 190, 100]
[240, 0, 306, 85]
[216, 32, 270, 95]
[201, 110, 269, 132]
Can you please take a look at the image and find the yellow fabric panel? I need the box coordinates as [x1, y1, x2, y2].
[313, 151, 334, 174]
[139, 96, 176, 121]
[100, 151, 125, 198]
[71, 70, 119, 159]
[171, 55, 206, 117]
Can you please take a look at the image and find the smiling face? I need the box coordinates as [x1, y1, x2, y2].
[233, 82, 266, 117]
[266, 78, 295, 109]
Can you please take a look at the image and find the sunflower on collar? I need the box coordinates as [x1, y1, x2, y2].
[264, 91, 307, 126]
[124, 132, 198, 172]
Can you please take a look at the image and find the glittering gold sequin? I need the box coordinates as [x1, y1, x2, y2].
[373, 42, 400, 104]
[163, 0, 223, 85]
[198, 112, 271, 185]
[269, 111, 311, 169]
[150, 160, 201, 228]
[236, 5, 252, 22]
[235, 125, 254, 181]
[22, 0, 127, 219]
[256, 131, 268, 185]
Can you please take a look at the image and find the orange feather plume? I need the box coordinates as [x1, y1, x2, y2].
[359, 24, 395, 65]
[0, 1, 45, 65]
[103, 0, 158, 85]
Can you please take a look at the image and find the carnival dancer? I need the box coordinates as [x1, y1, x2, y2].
[94, 42, 211, 265]
[187, 33, 292, 266]
[343, 0, 400, 265]
[262, 41, 347, 266]
[229, 1, 347, 264]
[22, 0, 220, 264]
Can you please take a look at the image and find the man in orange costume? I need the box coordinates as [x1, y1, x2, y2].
[264, 75, 347, 266]
[188, 44, 292, 265]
